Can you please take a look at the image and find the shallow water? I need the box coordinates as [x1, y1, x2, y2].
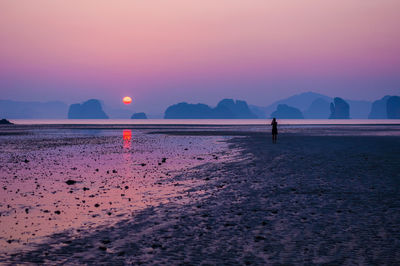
[0, 128, 232, 253]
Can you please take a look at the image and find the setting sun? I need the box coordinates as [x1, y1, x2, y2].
[122, 96, 132, 105]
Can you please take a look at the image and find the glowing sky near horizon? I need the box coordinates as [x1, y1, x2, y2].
[0, 0, 399, 112]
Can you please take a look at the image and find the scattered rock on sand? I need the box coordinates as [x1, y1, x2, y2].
[65, 180, 77, 185]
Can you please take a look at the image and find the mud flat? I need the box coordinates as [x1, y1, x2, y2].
[1, 125, 400, 264]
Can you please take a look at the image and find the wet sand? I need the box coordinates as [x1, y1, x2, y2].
[1, 125, 400, 264]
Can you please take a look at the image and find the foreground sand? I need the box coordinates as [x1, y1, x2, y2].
[1, 125, 400, 264]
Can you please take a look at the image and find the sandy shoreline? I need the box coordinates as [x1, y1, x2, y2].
[1, 125, 400, 264]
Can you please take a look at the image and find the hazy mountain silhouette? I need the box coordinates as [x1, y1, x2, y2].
[346, 99, 371, 119]
[0, 100, 68, 119]
[164, 103, 213, 119]
[303, 98, 330, 119]
[131, 112, 147, 119]
[249, 105, 267, 118]
[68, 99, 109, 119]
[164, 99, 257, 119]
[103, 106, 133, 119]
[251, 92, 371, 119]
[253, 92, 331, 118]
[329, 97, 350, 119]
[368, 96, 391, 119]
[270, 104, 304, 119]
[387, 96, 400, 119]
[214, 99, 257, 118]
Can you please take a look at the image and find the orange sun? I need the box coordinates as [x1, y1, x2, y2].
[122, 96, 132, 105]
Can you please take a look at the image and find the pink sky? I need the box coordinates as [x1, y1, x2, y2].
[0, 0, 399, 112]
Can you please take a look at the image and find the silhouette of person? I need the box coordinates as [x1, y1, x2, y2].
[271, 118, 278, 143]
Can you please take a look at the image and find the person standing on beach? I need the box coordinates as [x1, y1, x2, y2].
[271, 118, 278, 143]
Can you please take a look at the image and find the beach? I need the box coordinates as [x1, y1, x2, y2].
[1, 124, 400, 264]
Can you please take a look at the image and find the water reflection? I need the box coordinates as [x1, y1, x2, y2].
[123, 129, 132, 149]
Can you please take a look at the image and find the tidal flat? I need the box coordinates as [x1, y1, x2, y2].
[0, 124, 399, 264]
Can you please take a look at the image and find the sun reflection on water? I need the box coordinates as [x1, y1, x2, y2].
[123, 129, 132, 149]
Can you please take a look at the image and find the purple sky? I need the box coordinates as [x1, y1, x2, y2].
[1, 0, 399, 113]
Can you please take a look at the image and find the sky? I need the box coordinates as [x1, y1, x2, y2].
[0, 0, 399, 114]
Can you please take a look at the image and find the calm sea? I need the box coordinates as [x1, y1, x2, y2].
[8, 119, 400, 125]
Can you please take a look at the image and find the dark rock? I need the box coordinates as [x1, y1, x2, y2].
[65, 180, 77, 185]
[254, 235, 266, 242]
[329, 97, 350, 119]
[0, 119, 13, 125]
[151, 243, 162, 249]
[270, 104, 304, 119]
[387, 96, 400, 119]
[83, 187, 90, 191]
[68, 99, 108, 119]
[369, 96, 391, 119]
[94, 203, 100, 207]
[161, 158, 167, 163]
[131, 112, 147, 119]
[54, 210, 61, 215]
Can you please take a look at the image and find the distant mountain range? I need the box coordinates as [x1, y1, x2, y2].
[250, 92, 372, 119]
[165, 99, 257, 119]
[1, 92, 399, 119]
